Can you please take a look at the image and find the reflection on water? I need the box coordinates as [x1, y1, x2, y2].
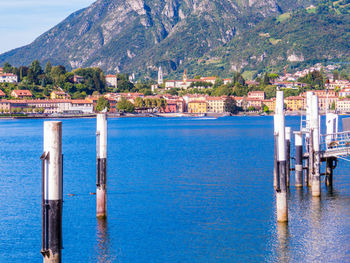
[95, 219, 114, 263]
[271, 186, 350, 263]
[277, 223, 290, 263]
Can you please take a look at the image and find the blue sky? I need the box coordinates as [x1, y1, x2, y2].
[0, 0, 96, 54]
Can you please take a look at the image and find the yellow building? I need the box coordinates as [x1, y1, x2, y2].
[284, 96, 304, 111]
[206, 96, 233, 113]
[187, 100, 207, 113]
[262, 98, 276, 111]
[50, 90, 69, 100]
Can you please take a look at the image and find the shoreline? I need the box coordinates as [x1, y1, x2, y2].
[0, 111, 348, 120]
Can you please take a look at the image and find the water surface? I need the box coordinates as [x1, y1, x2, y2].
[0, 117, 349, 262]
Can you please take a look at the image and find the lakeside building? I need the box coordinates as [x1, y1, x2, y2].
[187, 101, 207, 113]
[206, 96, 234, 113]
[262, 98, 276, 111]
[248, 91, 265, 100]
[50, 90, 70, 100]
[336, 98, 350, 112]
[11, 90, 33, 99]
[231, 96, 244, 108]
[165, 72, 232, 90]
[318, 96, 338, 111]
[105, 75, 117, 88]
[0, 73, 18, 83]
[70, 99, 94, 113]
[338, 88, 350, 98]
[285, 96, 304, 111]
[0, 100, 10, 112]
[4, 99, 93, 114]
[328, 80, 350, 89]
[245, 98, 263, 110]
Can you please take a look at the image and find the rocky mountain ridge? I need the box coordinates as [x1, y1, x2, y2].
[0, 0, 317, 76]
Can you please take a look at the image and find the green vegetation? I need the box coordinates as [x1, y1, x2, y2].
[95, 97, 110, 112]
[0, 61, 137, 99]
[276, 12, 291, 22]
[117, 97, 135, 113]
[178, 0, 350, 78]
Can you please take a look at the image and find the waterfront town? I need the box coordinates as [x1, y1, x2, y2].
[1, 63, 350, 116]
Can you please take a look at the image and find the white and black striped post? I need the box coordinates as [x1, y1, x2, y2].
[305, 91, 313, 186]
[96, 114, 107, 218]
[311, 95, 321, 197]
[41, 121, 63, 263]
[285, 127, 291, 188]
[294, 131, 303, 188]
[275, 91, 288, 222]
[274, 115, 278, 188]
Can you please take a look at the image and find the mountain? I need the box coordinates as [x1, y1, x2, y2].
[178, 1, 350, 78]
[0, 0, 317, 76]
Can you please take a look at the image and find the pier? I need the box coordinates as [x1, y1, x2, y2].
[274, 90, 350, 222]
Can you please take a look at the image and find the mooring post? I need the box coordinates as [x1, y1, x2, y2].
[274, 115, 278, 189]
[96, 113, 107, 218]
[285, 127, 291, 188]
[311, 95, 321, 197]
[41, 121, 63, 263]
[326, 158, 334, 187]
[275, 91, 288, 222]
[295, 131, 303, 188]
[308, 129, 314, 187]
[304, 136, 309, 186]
[305, 91, 313, 187]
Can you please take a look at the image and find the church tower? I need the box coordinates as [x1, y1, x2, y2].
[183, 69, 187, 83]
[158, 66, 163, 85]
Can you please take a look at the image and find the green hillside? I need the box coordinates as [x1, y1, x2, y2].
[173, 0, 350, 79]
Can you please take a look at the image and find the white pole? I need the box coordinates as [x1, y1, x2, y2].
[42, 121, 63, 263]
[275, 91, 288, 222]
[295, 132, 303, 188]
[311, 95, 321, 197]
[96, 113, 107, 218]
[285, 127, 291, 187]
[306, 91, 313, 137]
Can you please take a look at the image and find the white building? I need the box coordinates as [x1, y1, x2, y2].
[105, 75, 117, 88]
[336, 99, 350, 112]
[0, 73, 18, 83]
[69, 100, 94, 113]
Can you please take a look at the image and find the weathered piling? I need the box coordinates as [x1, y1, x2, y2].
[41, 121, 63, 263]
[275, 91, 288, 222]
[306, 91, 313, 187]
[285, 127, 291, 188]
[274, 115, 278, 188]
[96, 113, 107, 218]
[310, 95, 321, 197]
[294, 131, 303, 188]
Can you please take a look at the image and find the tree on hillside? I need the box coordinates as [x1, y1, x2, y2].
[29, 60, 43, 84]
[3, 62, 13, 73]
[134, 97, 144, 108]
[117, 97, 134, 113]
[95, 97, 110, 112]
[264, 86, 276, 99]
[45, 61, 52, 75]
[213, 85, 232, 96]
[233, 72, 245, 86]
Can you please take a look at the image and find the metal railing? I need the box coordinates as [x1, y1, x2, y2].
[320, 131, 350, 153]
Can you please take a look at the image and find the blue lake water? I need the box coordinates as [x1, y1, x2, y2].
[0, 116, 349, 262]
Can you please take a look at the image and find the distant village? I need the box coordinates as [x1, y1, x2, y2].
[1, 63, 350, 116]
